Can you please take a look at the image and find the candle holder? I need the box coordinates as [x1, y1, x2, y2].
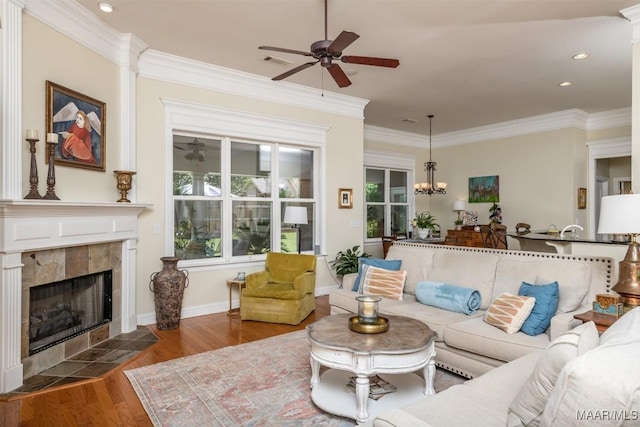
[43, 141, 60, 200]
[114, 170, 136, 202]
[24, 138, 43, 199]
[348, 295, 389, 334]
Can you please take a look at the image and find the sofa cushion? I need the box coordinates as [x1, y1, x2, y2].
[518, 281, 559, 336]
[444, 316, 549, 362]
[360, 264, 406, 300]
[541, 340, 640, 426]
[383, 302, 483, 342]
[484, 293, 536, 334]
[600, 306, 640, 345]
[427, 250, 499, 310]
[372, 351, 542, 427]
[491, 259, 590, 314]
[507, 321, 599, 427]
[352, 258, 402, 291]
[385, 244, 436, 295]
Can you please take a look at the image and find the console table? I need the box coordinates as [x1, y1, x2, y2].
[445, 225, 506, 248]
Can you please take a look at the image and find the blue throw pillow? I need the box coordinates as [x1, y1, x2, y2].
[518, 281, 559, 336]
[352, 258, 402, 291]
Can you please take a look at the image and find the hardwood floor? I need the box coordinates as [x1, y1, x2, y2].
[1, 295, 331, 427]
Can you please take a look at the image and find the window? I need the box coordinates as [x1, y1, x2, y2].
[164, 100, 328, 265]
[364, 151, 415, 240]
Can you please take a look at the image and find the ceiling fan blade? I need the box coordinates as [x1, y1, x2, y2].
[272, 61, 318, 81]
[327, 31, 359, 54]
[341, 56, 400, 68]
[259, 46, 314, 57]
[327, 63, 352, 88]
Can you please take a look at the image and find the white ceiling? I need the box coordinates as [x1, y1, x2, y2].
[76, 0, 639, 136]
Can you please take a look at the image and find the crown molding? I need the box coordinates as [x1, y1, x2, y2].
[365, 108, 630, 148]
[139, 50, 368, 119]
[621, 4, 640, 43]
[24, 0, 147, 67]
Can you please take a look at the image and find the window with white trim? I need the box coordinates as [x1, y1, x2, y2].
[164, 100, 327, 264]
[364, 151, 415, 241]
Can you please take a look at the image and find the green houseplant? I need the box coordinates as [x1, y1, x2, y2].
[413, 211, 438, 238]
[330, 245, 370, 276]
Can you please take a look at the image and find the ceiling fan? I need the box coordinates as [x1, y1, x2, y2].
[174, 138, 206, 162]
[259, 0, 399, 88]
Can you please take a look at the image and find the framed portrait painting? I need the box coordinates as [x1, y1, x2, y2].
[339, 188, 353, 209]
[46, 81, 106, 171]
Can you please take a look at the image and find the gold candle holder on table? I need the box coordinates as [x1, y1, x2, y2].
[349, 295, 389, 334]
[114, 170, 136, 202]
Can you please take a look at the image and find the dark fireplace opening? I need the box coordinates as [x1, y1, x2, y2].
[29, 270, 112, 355]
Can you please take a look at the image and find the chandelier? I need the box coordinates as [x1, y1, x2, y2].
[414, 114, 447, 195]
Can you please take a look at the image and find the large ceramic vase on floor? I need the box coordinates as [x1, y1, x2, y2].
[149, 256, 189, 330]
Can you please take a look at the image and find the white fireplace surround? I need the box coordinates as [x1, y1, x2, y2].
[0, 200, 147, 393]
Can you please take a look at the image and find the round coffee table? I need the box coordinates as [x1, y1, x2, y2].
[306, 313, 436, 423]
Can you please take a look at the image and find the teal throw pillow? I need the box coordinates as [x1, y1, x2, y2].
[518, 281, 559, 336]
[352, 258, 402, 291]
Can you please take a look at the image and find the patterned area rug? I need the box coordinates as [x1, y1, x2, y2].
[125, 329, 466, 426]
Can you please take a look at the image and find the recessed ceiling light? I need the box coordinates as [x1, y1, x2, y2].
[402, 118, 417, 123]
[572, 53, 590, 60]
[559, 81, 573, 87]
[98, 2, 114, 13]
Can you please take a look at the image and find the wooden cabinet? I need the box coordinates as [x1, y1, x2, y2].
[445, 226, 506, 249]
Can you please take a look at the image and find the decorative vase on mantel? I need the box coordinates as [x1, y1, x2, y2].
[149, 256, 189, 330]
[114, 170, 136, 203]
[417, 228, 431, 239]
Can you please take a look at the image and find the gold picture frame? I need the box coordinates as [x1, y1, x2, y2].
[578, 187, 587, 209]
[339, 188, 353, 209]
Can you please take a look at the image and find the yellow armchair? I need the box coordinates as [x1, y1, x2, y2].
[240, 252, 317, 325]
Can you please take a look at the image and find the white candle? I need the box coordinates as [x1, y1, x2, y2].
[26, 129, 38, 140]
[361, 301, 375, 318]
[47, 133, 58, 144]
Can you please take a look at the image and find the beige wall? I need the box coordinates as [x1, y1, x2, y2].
[135, 78, 364, 316]
[22, 16, 121, 202]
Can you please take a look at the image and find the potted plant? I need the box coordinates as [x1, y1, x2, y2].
[330, 245, 370, 277]
[413, 211, 438, 239]
[454, 218, 464, 230]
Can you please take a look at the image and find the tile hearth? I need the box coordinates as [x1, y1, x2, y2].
[1, 327, 158, 397]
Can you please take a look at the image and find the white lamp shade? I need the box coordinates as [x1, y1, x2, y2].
[452, 200, 466, 212]
[284, 206, 308, 225]
[597, 194, 640, 234]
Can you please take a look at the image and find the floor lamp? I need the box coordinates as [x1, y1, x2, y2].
[284, 206, 308, 254]
[597, 194, 640, 311]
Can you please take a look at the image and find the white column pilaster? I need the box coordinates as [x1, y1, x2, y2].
[621, 4, 640, 194]
[0, 253, 24, 393]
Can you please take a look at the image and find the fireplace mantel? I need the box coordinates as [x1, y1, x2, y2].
[0, 200, 149, 393]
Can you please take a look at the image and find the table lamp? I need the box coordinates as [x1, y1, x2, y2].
[597, 194, 640, 310]
[284, 206, 308, 253]
[453, 200, 466, 222]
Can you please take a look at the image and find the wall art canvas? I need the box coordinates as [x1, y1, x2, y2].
[468, 175, 499, 203]
[46, 81, 106, 171]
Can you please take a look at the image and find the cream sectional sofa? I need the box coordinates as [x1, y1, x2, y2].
[329, 242, 614, 379]
[366, 306, 640, 427]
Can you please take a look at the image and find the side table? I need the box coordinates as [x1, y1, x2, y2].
[227, 278, 246, 317]
[573, 310, 618, 334]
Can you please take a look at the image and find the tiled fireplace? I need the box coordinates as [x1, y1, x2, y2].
[0, 201, 147, 393]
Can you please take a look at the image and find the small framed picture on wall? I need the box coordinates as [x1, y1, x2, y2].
[578, 188, 587, 209]
[339, 188, 353, 209]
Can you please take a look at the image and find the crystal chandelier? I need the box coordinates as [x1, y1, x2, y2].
[414, 114, 447, 195]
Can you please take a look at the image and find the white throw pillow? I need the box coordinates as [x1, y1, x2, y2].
[360, 264, 407, 301]
[506, 321, 599, 426]
[484, 293, 536, 334]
